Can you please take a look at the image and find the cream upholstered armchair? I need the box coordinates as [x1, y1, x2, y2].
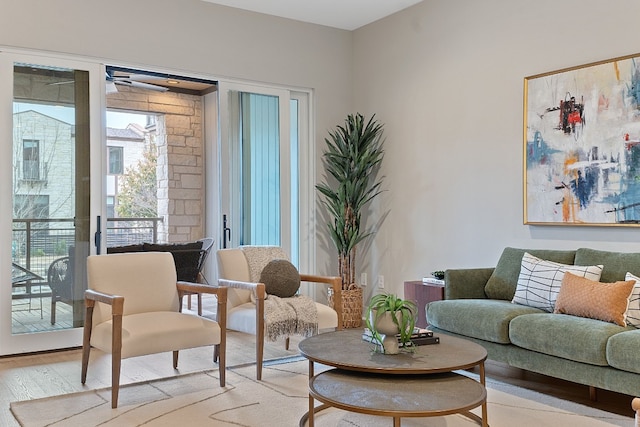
[81, 252, 227, 408]
[216, 246, 342, 380]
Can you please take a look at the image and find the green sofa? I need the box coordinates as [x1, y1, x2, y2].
[426, 247, 640, 416]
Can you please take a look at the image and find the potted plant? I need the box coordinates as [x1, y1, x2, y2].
[316, 113, 385, 328]
[365, 293, 417, 354]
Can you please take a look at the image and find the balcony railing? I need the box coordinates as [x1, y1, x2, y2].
[11, 217, 164, 290]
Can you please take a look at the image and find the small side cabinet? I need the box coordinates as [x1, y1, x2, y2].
[403, 281, 444, 328]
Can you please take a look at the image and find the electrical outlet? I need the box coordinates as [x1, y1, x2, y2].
[360, 272, 367, 287]
[377, 275, 384, 289]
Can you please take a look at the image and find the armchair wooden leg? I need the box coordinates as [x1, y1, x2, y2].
[213, 344, 219, 363]
[255, 285, 265, 380]
[111, 352, 122, 409]
[81, 345, 90, 384]
[111, 314, 123, 409]
[173, 351, 179, 369]
[81, 304, 94, 384]
[285, 337, 290, 351]
[217, 343, 226, 387]
[257, 337, 264, 381]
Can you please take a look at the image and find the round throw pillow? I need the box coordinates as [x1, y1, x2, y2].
[259, 259, 301, 298]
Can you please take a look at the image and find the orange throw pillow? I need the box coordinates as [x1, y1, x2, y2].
[554, 272, 636, 326]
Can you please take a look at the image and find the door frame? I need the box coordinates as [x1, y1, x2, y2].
[0, 50, 105, 354]
[216, 80, 316, 274]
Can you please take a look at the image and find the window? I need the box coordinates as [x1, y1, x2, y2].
[106, 196, 115, 218]
[22, 139, 39, 180]
[13, 195, 49, 219]
[108, 146, 124, 175]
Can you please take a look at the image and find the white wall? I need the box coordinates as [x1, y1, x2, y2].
[353, 0, 640, 298]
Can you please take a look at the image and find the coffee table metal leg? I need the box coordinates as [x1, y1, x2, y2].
[479, 361, 488, 427]
[308, 360, 315, 427]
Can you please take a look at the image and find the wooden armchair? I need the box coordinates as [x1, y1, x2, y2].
[216, 246, 341, 380]
[81, 252, 227, 408]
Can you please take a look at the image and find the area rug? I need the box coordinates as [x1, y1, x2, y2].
[10, 358, 633, 427]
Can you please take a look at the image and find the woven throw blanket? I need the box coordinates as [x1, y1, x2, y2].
[264, 295, 318, 341]
[240, 246, 318, 341]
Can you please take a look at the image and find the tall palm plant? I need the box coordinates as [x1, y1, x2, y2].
[316, 113, 385, 289]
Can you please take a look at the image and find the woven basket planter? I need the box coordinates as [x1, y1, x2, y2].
[329, 286, 363, 329]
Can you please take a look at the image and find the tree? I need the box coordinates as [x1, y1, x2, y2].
[116, 144, 158, 218]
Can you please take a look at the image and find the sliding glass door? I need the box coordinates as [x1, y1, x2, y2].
[218, 82, 313, 270]
[0, 52, 104, 354]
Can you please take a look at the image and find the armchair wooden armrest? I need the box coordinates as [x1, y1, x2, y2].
[82, 289, 125, 387]
[84, 289, 125, 314]
[177, 281, 225, 295]
[218, 279, 266, 299]
[177, 282, 227, 327]
[299, 274, 342, 330]
[217, 278, 266, 378]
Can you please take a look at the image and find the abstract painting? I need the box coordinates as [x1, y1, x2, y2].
[524, 53, 640, 226]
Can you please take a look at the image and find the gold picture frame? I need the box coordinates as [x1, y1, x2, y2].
[524, 52, 640, 226]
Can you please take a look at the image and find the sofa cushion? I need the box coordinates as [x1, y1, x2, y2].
[511, 253, 602, 312]
[106, 244, 144, 254]
[426, 299, 543, 344]
[575, 248, 640, 283]
[607, 329, 640, 374]
[554, 272, 635, 326]
[624, 272, 640, 328]
[144, 242, 204, 282]
[484, 247, 576, 301]
[509, 313, 626, 366]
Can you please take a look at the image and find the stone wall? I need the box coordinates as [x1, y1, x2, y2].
[107, 86, 204, 243]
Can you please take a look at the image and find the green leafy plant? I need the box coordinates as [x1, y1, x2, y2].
[315, 113, 385, 289]
[365, 293, 417, 350]
[432, 270, 445, 280]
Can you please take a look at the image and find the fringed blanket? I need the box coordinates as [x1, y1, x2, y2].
[240, 246, 318, 341]
[264, 294, 318, 341]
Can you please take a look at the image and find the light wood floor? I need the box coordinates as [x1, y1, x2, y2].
[0, 295, 635, 426]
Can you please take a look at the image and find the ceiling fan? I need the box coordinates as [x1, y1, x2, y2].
[46, 66, 217, 95]
[45, 68, 169, 93]
[105, 68, 168, 93]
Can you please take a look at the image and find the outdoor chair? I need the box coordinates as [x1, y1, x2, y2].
[47, 246, 77, 325]
[216, 245, 341, 380]
[185, 237, 215, 314]
[81, 251, 227, 408]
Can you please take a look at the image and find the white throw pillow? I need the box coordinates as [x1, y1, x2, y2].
[512, 252, 603, 312]
[624, 272, 640, 328]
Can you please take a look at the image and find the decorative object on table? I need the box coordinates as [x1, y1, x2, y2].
[431, 270, 445, 280]
[524, 52, 640, 226]
[423, 271, 445, 285]
[364, 293, 417, 354]
[316, 113, 385, 328]
[362, 327, 438, 346]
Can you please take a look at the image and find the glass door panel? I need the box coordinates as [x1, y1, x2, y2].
[219, 83, 292, 255]
[0, 52, 102, 354]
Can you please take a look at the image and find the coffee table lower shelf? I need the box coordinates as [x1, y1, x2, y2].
[300, 368, 487, 427]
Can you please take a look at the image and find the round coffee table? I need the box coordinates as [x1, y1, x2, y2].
[298, 329, 488, 427]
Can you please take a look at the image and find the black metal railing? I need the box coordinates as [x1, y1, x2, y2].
[11, 217, 163, 288]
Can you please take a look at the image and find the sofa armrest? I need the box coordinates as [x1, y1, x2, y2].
[444, 268, 494, 299]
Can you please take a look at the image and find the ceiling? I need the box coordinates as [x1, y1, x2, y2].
[201, 0, 423, 31]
